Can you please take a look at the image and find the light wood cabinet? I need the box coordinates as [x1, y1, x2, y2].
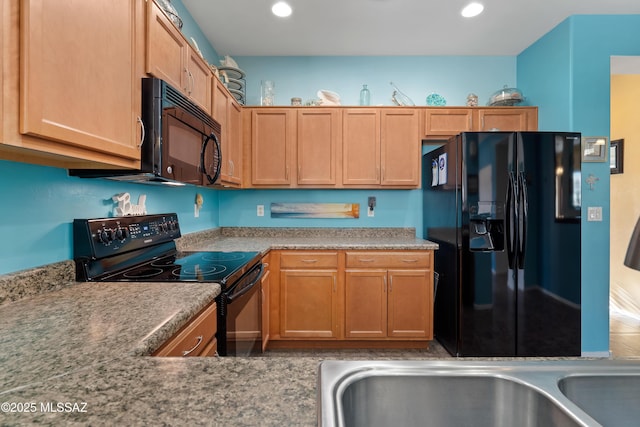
[146, 0, 212, 115]
[345, 252, 433, 339]
[213, 77, 242, 186]
[424, 108, 474, 139]
[380, 109, 421, 186]
[342, 108, 421, 187]
[1, 0, 144, 169]
[279, 252, 340, 339]
[154, 302, 218, 357]
[423, 107, 538, 139]
[297, 109, 342, 186]
[245, 108, 341, 187]
[247, 108, 295, 185]
[261, 253, 271, 352]
[475, 107, 537, 131]
[342, 109, 381, 186]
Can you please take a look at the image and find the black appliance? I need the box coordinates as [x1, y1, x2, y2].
[73, 213, 263, 357]
[423, 131, 582, 357]
[70, 78, 222, 186]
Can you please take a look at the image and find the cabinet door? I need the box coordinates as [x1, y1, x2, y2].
[251, 109, 295, 185]
[476, 108, 531, 131]
[387, 269, 432, 338]
[185, 49, 212, 115]
[342, 109, 380, 185]
[146, 0, 187, 94]
[380, 109, 421, 186]
[345, 270, 388, 338]
[227, 99, 243, 185]
[280, 270, 339, 338]
[20, 0, 141, 163]
[424, 108, 473, 139]
[261, 255, 271, 352]
[213, 79, 231, 181]
[297, 108, 341, 185]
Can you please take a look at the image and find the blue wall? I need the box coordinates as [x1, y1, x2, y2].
[0, 161, 219, 274]
[518, 14, 640, 355]
[235, 56, 516, 108]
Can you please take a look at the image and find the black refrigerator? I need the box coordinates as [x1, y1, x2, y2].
[423, 131, 582, 357]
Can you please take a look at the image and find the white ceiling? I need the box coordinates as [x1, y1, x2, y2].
[182, 0, 640, 57]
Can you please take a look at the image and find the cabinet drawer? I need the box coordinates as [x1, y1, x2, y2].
[346, 252, 431, 268]
[280, 252, 338, 268]
[154, 302, 217, 357]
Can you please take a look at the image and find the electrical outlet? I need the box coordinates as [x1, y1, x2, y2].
[257, 205, 265, 217]
[367, 207, 374, 217]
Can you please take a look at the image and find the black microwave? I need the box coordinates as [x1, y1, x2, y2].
[70, 78, 221, 186]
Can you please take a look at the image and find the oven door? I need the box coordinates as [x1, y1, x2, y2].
[218, 263, 264, 356]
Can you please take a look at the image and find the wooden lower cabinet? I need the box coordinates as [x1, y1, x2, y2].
[345, 270, 387, 338]
[279, 251, 340, 338]
[345, 257, 433, 339]
[153, 302, 217, 357]
[261, 253, 271, 351]
[269, 249, 433, 348]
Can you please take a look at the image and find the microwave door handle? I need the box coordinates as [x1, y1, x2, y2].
[201, 132, 222, 184]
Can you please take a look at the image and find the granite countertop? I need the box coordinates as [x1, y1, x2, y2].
[0, 227, 439, 425]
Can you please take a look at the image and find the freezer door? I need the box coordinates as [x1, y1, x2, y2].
[515, 132, 581, 356]
[458, 132, 517, 356]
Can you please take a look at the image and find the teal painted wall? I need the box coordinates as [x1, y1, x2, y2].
[0, 160, 219, 275]
[518, 14, 640, 355]
[233, 56, 516, 107]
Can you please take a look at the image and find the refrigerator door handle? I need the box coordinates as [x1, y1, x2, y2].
[506, 171, 517, 269]
[517, 172, 528, 268]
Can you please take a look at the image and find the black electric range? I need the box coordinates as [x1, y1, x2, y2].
[73, 213, 264, 356]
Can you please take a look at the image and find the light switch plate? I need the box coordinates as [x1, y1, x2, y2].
[587, 206, 603, 221]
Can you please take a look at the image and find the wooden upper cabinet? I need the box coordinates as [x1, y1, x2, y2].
[250, 109, 295, 186]
[15, 0, 143, 167]
[424, 108, 473, 139]
[146, 0, 212, 115]
[475, 107, 537, 131]
[423, 107, 538, 139]
[342, 109, 381, 186]
[185, 44, 212, 114]
[297, 108, 341, 186]
[380, 109, 421, 186]
[212, 78, 242, 186]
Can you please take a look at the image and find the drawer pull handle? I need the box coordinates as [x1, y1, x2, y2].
[358, 258, 375, 262]
[402, 259, 419, 263]
[182, 335, 204, 356]
[301, 259, 318, 263]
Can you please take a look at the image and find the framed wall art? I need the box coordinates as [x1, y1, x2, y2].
[581, 136, 608, 162]
[610, 139, 624, 174]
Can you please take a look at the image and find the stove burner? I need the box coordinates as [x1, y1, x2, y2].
[201, 253, 248, 262]
[150, 257, 178, 267]
[123, 267, 165, 279]
[172, 264, 227, 278]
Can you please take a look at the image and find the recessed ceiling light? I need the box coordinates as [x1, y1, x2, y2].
[461, 2, 484, 18]
[272, 1, 292, 18]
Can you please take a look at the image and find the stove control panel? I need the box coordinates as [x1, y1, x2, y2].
[73, 213, 181, 260]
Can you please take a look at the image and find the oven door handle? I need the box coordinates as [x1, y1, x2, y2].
[226, 263, 264, 303]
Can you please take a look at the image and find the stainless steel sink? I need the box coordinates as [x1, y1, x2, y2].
[318, 360, 640, 427]
[558, 374, 640, 426]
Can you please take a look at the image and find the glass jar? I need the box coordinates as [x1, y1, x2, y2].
[261, 80, 275, 106]
[359, 84, 370, 106]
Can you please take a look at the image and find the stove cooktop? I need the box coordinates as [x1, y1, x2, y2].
[99, 250, 261, 284]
